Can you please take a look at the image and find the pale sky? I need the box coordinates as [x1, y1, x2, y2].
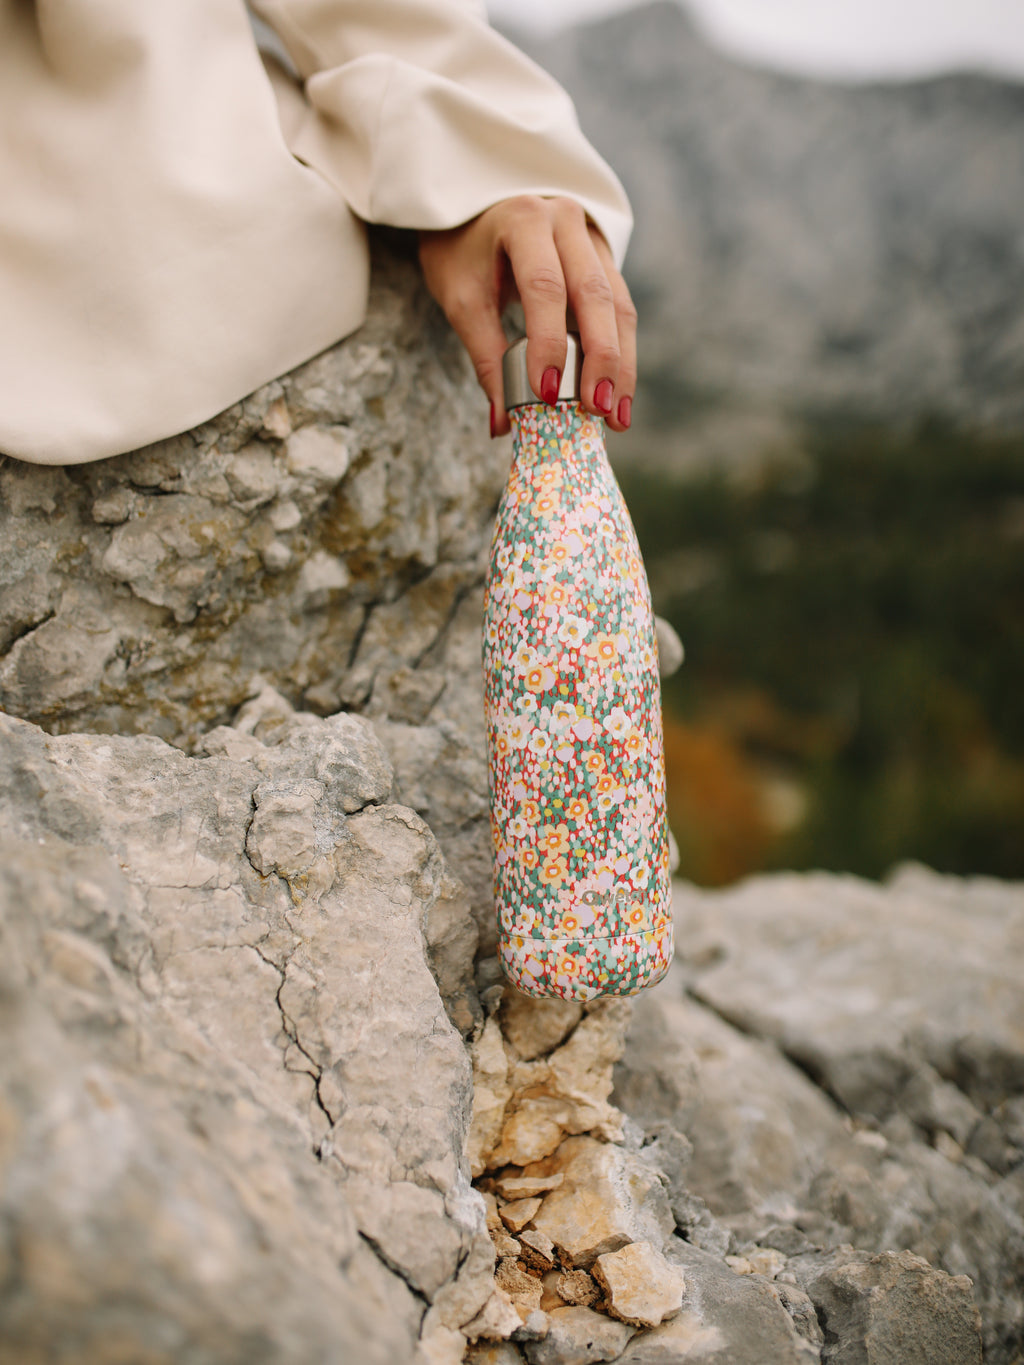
[486, 0, 1024, 82]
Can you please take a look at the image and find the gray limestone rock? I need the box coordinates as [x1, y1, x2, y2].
[0, 706, 492, 1358]
[0, 244, 504, 753]
[522, 1307, 635, 1365]
[529, 1136, 675, 1269]
[665, 871, 1024, 1360]
[619, 1239, 820, 1364]
[678, 868, 1024, 1122]
[609, 874, 1020, 1363]
[518, 5, 1024, 470]
[788, 1247, 983, 1365]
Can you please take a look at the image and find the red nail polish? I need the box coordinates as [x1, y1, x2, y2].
[541, 367, 561, 405]
[594, 379, 614, 414]
[489, 402, 497, 439]
[617, 395, 632, 428]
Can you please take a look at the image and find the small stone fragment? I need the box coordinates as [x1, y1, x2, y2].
[540, 1271, 565, 1313]
[529, 1137, 674, 1268]
[774, 1282, 825, 1350]
[556, 1270, 600, 1308]
[522, 1306, 634, 1365]
[500, 1197, 542, 1233]
[592, 1242, 686, 1328]
[511, 1310, 550, 1343]
[490, 1227, 523, 1260]
[743, 1246, 788, 1279]
[495, 1258, 544, 1318]
[481, 1190, 503, 1232]
[464, 1288, 523, 1343]
[495, 1173, 565, 1200]
[465, 1343, 524, 1365]
[726, 1255, 754, 1275]
[518, 1229, 557, 1273]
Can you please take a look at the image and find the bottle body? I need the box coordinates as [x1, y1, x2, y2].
[482, 401, 673, 1001]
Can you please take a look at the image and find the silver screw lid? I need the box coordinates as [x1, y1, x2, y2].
[502, 333, 584, 411]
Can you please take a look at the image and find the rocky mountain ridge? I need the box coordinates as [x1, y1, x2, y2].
[509, 2, 1024, 470]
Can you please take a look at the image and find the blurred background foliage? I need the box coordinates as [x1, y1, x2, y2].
[615, 422, 1024, 885]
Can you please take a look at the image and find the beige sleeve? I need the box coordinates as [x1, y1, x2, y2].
[250, 0, 633, 264]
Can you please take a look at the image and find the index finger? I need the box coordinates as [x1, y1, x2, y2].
[500, 201, 570, 404]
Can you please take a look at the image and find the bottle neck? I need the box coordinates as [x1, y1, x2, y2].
[510, 402, 608, 470]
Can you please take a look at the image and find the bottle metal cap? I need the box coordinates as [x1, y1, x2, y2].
[502, 333, 584, 411]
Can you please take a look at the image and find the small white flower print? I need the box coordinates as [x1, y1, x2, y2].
[602, 706, 634, 740]
[528, 730, 553, 757]
[512, 644, 539, 675]
[505, 715, 532, 749]
[558, 614, 591, 647]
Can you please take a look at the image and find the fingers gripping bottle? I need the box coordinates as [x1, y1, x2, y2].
[483, 335, 673, 1001]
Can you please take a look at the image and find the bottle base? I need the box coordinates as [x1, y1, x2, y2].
[497, 928, 673, 1002]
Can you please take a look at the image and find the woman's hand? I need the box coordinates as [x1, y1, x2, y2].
[418, 195, 637, 437]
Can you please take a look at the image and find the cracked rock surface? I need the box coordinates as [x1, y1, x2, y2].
[612, 870, 1023, 1364]
[0, 702, 492, 1362]
[0, 242, 502, 760]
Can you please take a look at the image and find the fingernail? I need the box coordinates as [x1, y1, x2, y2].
[617, 395, 632, 428]
[594, 379, 614, 414]
[541, 367, 561, 405]
[489, 402, 497, 439]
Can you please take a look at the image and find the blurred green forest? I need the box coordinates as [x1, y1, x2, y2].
[615, 421, 1024, 886]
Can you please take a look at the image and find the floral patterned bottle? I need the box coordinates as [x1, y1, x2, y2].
[483, 335, 673, 1001]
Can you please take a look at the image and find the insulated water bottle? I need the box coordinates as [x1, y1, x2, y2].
[483, 335, 673, 1001]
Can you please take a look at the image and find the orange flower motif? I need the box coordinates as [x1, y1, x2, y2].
[525, 663, 556, 693]
[522, 800, 542, 825]
[520, 847, 540, 870]
[566, 798, 590, 823]
[532, 491, 561, 520]
[595, 774, 618, 795]
[539, 858, 568, 886]
[585, 633, 619, 667]
[558, 912, 580, 935]
[549, 542, 571, 565]
[628, 905, 648, 926]
[544, 582, 571, 608]
[539, 822, 570, 856]
[584, 751, 606, 774]
[496, 733, 510, 759]
[624, 729, 644, 757]
[557, 954, 579, 976]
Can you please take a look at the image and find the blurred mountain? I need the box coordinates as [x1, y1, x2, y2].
[508, 1, 1024, 466]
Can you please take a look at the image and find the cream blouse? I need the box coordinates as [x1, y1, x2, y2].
[0, 0, 631, 465]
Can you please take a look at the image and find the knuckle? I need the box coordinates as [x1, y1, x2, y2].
[615, 293, 639, 329]
[588, 340, 621, 370]
[553, 195, 587, 225]
[506, 193, 548, 222]
[523, 266, 568, 305]
[446, 283, 492, 329]
[575, 271, 615, 306]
